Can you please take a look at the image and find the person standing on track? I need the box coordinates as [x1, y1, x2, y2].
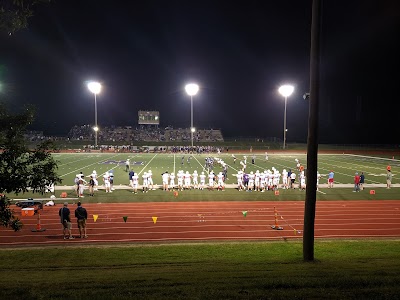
[75, 201, 88, 238]
[59, 202, 74, 240]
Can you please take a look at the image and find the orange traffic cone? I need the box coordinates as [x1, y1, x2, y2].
[32, 210, 46, 232]
[271, 206, 283, 230]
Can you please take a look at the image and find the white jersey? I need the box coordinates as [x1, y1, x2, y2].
[254, 173, 260, 187]
[236, 173, 243, 185]
[162, 173, 169, 184]
[200, 174, 206, 184]
[217, 173, 224, 185]
[177, 173, 184, 186]
[132, 174, 139, 187]
[248, 173, 255, 185]
[169, 174, 175, 186]
[192, 172, 198, 184]
[208, 173, 215, 186]
[184, 173, 191, 185]
[148, 173, 154, 185]
[282, 171, 288, 184]
[259, 173, 266, 188]
[142, 174, 149, 187]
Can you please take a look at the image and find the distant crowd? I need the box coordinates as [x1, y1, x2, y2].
[67, 125, 224, 143]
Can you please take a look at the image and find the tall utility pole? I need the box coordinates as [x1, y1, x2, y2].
[303, 0, 322, 262]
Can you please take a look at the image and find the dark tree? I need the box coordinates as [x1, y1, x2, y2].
[0, 0, 50, 35]
[0, 104, 62, 231]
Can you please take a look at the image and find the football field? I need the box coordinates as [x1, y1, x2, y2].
[53, 151, 397, 191]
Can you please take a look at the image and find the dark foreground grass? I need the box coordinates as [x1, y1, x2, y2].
[1, 240, 400, 299]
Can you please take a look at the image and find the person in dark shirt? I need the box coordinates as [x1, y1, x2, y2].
[128, 170, 135, 188]
[359, 172, 365, 190]
[88, 176, 95, 196]
[59, 202, 74, 239]
[75, 201, 88, 238]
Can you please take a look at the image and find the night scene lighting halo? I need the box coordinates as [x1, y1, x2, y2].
[278, 85, 294, 97]
[87, 81, 102, 94]
[185, 83, 199, 96]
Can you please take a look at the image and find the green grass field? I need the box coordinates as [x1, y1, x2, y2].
[52, 152, 396, 185]
[1, 241, 400, 299]
[3, 152, 400, 299]
[7, 152, 398, 202]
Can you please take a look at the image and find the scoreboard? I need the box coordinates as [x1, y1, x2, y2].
[138, 110, 160, 125]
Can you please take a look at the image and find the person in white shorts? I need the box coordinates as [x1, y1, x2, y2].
[199, 172, 206, 190]
[300, 170, 306, 190]
[208, 172, 215, 190]
[132, 172, 139, 194]
[282, 169, 288, 189]
[103, 172, 111, 193]
[184, 171, 191, 190]
[177, 170, 184, 191]
[142, 172, 149, 193]
[290, 172, 296, 189]
[254, 170, 260, 191]
[192, 170, 199, 189]
[169, 172, 175, 190]
[217, 172, 225, 191]
[162, 171, 169, 191]
[236, 171, 244, 191]
[248, 171, 255, 191]
[148, 170, 155, 190]
[259, 171, 266, 192]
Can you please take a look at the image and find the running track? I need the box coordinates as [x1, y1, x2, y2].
[1, 200, 400, 247]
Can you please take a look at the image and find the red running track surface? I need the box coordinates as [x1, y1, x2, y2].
[1, 200, 400, 247]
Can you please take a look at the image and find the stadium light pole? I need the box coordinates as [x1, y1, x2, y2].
[278, 84, 294, 149]
[185, 83, 199, 147]
[87, 81, 102, 148]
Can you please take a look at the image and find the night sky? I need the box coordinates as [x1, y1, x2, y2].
[0, 0, 399, 144]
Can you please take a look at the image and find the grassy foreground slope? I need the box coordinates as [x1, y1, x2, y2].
[1, 241, 400, 299]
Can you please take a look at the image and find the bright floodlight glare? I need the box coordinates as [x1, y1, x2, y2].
[191, 127, 196, 133]
[278, 85, 294, 97]
[88, 82, 102, 94]
[93, 126, 99, 132]
[185, 83, 199, 96]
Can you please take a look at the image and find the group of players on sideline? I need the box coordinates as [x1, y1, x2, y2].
[68, 155, 397, 196]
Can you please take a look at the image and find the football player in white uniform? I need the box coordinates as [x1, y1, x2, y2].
[217, 172, 225, 191]
[282, 169, 288, 189]
[132, 172, 139, 194]
[162, 171, 169, 191]
[208, 172, 215, 190]
[199, 171, 206, 190]
[148, 170, 155, 190]
[142, 172, 149, 193]
[169, 172, 175, 190]
[177, 170, 184, 191]
[192, 170, 199, 189]
[103, 172, 111, 193]
[184, 171, 191, 190]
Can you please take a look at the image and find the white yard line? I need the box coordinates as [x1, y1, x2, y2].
[137, 153, 158, 175]
[59, 153, 122, 178]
